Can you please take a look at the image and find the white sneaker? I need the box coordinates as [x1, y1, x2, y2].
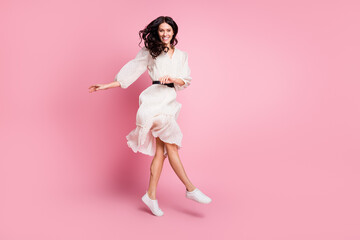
[186, 188, 212, 204]
[141, 191, 164, 216]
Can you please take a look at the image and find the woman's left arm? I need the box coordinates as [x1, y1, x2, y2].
[174, 52, 192, 91]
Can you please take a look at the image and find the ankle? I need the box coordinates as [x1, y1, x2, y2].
[147, 190, 156, 200]
[186, 186, 196, 192]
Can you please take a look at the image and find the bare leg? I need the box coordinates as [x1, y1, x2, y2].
[147, 137, 166, 200]
[165, 143, 196, 192]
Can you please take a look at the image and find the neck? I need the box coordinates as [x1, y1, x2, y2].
[165, 44, 173, 49]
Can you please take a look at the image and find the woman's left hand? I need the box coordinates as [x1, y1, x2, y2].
[159, 75, 175, 84]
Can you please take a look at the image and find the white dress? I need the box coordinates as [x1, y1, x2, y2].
[114, 46, 192, 157]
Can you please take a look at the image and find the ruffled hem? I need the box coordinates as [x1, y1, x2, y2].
[125, 114, 183, 157]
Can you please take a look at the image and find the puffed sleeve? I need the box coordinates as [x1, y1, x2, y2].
[174, 51, 192, 91]
[114, 47, 149, 89]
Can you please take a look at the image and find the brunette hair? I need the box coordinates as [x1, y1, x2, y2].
[138, 16, 178, 59]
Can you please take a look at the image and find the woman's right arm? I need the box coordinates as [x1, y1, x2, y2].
[88, 81, 120, 93]
[89, 46, 149, 93]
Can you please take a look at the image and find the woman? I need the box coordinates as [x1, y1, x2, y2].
[89, 16, 211, 216]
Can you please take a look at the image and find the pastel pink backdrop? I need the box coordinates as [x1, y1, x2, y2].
[1, 0, 359, 239]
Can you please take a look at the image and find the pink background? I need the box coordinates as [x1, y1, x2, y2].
[1, 0, 359, 239]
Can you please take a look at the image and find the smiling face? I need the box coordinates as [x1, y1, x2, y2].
[158, 22, 174, 46]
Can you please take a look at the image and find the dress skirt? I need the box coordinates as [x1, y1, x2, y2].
[125, 84, 183, 157]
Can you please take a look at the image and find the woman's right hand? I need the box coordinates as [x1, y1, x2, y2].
[88, 84, 108, 93]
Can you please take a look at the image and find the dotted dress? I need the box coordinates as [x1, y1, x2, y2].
[114, 46, 192, 157]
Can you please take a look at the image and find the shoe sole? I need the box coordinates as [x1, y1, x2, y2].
[186, 195, 212, 204]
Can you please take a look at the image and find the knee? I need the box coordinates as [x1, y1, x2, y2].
[165, 143, 178, 154]
[154, 148, 166, 161]
[154, 153, 166, 162]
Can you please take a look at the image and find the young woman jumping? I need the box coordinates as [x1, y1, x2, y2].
[88, 16, 212, 216]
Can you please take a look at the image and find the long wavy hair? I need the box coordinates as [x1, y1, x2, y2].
[138, 16, 178, 59]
